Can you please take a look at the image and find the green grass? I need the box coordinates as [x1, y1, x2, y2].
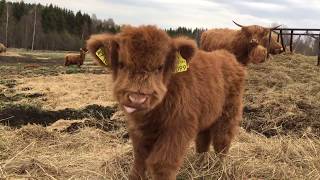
[65, 66, 86, 74]
[9, 48, 70, 59]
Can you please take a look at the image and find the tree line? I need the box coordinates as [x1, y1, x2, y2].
[0, 0, 317, 55]
[0, 0, 120, 51]
[0, 1, 204, 51]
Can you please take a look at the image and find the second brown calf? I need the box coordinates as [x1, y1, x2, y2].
[64, 48, 88, 67]
[0, 43, 6, 53]
[261, 33, 284, 55]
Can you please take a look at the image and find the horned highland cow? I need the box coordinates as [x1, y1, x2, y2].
[64, 48, 88, 67]
[87, 25, 246, 180]
[200, 21, 281, 65]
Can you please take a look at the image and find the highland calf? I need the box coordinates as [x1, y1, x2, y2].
[200, 21, 281, 65]
[64, 48, 88, 67]
[87, 25, 246, 180]
[0, 43, 6, 53]
[261, 33, 284, 55]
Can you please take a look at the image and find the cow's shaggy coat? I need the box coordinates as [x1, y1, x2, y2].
[87, 25, 246, 180]
[200, 26, 272, 65]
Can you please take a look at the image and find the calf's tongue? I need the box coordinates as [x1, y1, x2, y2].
[123, 106, 136, 113]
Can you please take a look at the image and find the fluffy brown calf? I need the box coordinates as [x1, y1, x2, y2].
[87, 25, 246, 180]
[200, 22, 281, 65]
[64, 48, 88, 67]
[261, 33, 283, 55]
[0, 43, 6, 53]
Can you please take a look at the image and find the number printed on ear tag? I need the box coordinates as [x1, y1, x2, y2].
[175, 52, 189, 73]
[96, 48, 109, 66]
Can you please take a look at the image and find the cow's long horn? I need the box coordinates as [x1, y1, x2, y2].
[232, 20, 244, 28]
[270, 24, 282, 30]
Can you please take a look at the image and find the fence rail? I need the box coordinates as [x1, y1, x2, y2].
[271, 28, 320, 66]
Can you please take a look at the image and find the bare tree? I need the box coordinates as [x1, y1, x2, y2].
[31, 5, 36, 50]
[5, 3, 8, 47]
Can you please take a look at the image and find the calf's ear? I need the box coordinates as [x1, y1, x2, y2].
[173, 37, 197, 62]
[86, 33, 119, 68]
[168, 37, 197, 73]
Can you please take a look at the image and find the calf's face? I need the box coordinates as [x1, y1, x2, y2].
[240, 26, 270, 64]
[249, 45, 267, 64]
[270, 41, 284, 54]
[261, 35, 284, 55]
[87, 26, 196, 115]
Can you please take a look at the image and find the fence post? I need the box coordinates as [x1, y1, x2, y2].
[31, 6, 37, 51]
[290, 30, 293, 52]
[267, 30, 272, 58]
[280, 29, 286, 52]
[317, 34, 320, 66]
[5, 4, 9, 47]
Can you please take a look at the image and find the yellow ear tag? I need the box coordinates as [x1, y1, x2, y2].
[96, 47, 109, 66]
[175, 52, 189, 73]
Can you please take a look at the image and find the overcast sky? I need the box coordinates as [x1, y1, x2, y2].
[18, 0, 320, 29]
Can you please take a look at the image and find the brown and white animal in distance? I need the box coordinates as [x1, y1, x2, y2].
[64, 48, 88, 67]
[0, 43, 7, 53]
[87, 25, 246, 180]
[200, 21, 281, 65]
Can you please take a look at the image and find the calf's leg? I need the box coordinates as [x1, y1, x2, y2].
[211, 93, 243, 155]
[146, 131, 194, 180]
[129, 133, 149, 180]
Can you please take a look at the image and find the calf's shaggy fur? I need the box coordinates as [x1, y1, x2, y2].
[0, 43, 6, 53]
[64, 48, 88, 67]
[87, 25, 246, 180]
[200, 26, 271, 65]
[261, 33, 283, 55]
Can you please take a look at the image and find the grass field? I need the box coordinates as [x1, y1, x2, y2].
[0, 49, 319, 179]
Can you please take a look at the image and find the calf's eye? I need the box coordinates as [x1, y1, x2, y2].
[119, 62, 124, 69]
[157, 65, 164, 72]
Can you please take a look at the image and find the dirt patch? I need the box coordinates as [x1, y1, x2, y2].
[0, 79, 18, 88]
[0, 104, 116, 128]
[0, 55, 63, 65]
[0, 93, 22, 102]
[0, 92, 45, 102]
[23, 92, 45, 98]
[46, 117, 128, 139]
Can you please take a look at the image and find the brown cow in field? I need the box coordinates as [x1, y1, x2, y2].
[64, 48, 88, 67]
[0, 43, 6, 53]
[87, 25, 246, 180]
[200, 21, 281, 65]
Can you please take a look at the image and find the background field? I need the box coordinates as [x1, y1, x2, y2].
[0, 49, 320, 179]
